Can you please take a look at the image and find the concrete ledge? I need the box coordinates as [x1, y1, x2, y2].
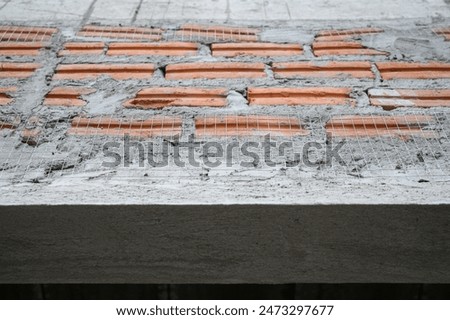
[0, 205, 449, 283]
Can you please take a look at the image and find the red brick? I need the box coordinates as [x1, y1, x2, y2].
[53, 63, 155, 80]
[376, 62, 450, 79]
[78, 25, 163, 41]
[58, 42, 105, 56]
[316, 27, 384, 42]
[44, 87, 96, 107]
[434, 28, 450, 41]
[195, 115, 309, 137]
[0, 26, 57, 42]
[312, 41, 387, 56]
[0, 116, 20, 129]
[273, 61, 374, 79]
[165, 62, 266, 80]
[0, 63, 41, 78]
[369, 88, 450, 110]
[0, 42, 45, 56]
[248, 87, 353, 106]
[211, 42, 302, 57]
[107, 42, 198, 56]
[68, 116, 182, 138]
[326, 115, 436, 138]
[21, 128, 42, 146]
[176, 24, 259, 42]
[0, 87, 16, 105]
[124, 87, 227, 109]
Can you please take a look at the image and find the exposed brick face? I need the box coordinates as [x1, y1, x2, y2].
[0, 63, 41, 78]
[0, 23, 446, 145]
[315, 27, 384, 42]
[211, 42, 302, 57]
[77, 25, 163, 41]
[107, 42, 198, 56]
[247, 87, 353, 106]
[0, 42, 45, 56]
[312, 41, 387, 56]
[273, 61, 374, 79]
[68, 117, 183, 138]
[124, 87, 228, 109]
[58, 42, 105, 56]
[369, 89, 450, 110]
[195, 115, 309, 137]
[176, 24, 259, 42]
[376, 62, 450, 79]
[0, 26, 57, 42]
[44, 87, 96, 107]
[326, 115, 436, 138]
[21, 128, 42, 146]
[0, 87, 16, 105]
[165, 62, 266, 79]
[53, 64, 155, 80]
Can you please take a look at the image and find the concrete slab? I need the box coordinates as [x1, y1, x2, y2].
[0, 205, 449, 283]
[0, 0, 449, 23]
[0, 0, 94, 22]
[89, 0, 141, 22]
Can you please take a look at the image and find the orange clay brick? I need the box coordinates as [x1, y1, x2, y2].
[195, 115, 309, 137]
[21, 128, 42, 146]
[77, 25, 162, 41]
[107, 42, 198, 56]
[0, 26, 57, 42]
[273, 61, 374, 79]
[369, 89, 450, 110]
[53, 63, 155, 80]
[0, 87, 16, 105]
[315, 27, 384, 42]
[58, 42, 105, 56]
[376, 62, 450, 79]
[248, 87, 353, 106]
[312, 41, 387, 56]
[0, 63, 41, 78]
[44, 87, 96, 107]
[176, 24, 259, 42]
[165, 62, 266, 80]
[68, 116, 182, 138]
[124, 87, 227, 109]
[211, 42, 302, 57]
[0, 42, 45, 56]
[326, 115, 436, 138]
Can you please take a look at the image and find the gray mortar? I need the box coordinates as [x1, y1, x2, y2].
[1, 19, 450, 204]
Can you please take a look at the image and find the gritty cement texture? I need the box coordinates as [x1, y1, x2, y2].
[1, 20, 450, 205]
[0, 0, 449, 23]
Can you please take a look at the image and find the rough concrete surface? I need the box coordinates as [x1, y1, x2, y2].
[0, 1, 449, 206]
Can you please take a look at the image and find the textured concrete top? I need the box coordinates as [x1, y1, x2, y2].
[0, 0, 449, 23]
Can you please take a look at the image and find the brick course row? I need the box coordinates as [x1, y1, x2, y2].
[63, 115, 436, 139]
[0, 114, 437, 140]
[58, 41, 385, 57]
[42, 86, 450, 109]
[48, 61, 450, 81]
[0, 26, 57, 42]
